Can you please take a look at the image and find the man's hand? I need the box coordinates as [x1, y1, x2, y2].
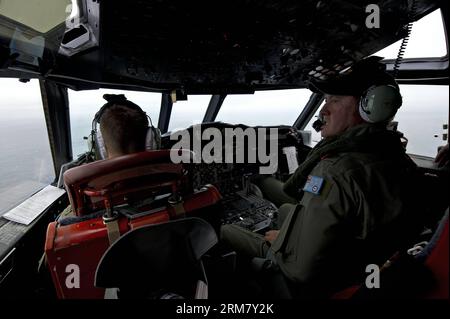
[435, 144, 449, 168]
[264, 230, 279, 244]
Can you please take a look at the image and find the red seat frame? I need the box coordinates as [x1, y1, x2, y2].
[45, 149, 223, 298]
[63, 149, 191, 216]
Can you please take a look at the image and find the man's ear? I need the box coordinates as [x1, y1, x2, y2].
[353, 97, 366, 124]
[104, 145, 110, 159]
[102, 133, 110, 158]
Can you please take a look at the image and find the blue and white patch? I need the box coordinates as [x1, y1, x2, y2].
[303, 175, 324, 195]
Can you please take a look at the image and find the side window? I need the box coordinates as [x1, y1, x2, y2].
[0, 79, 55, 215]
[303, 85, 449, 157]
[69, 89, 161, 157]
[395, 85, 448, 157]
[374, 9, 447, 59]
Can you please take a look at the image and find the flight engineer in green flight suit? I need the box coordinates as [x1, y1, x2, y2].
[220, 56, 423, 297]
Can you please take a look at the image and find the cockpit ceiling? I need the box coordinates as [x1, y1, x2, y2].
[21, 0, 448, 92]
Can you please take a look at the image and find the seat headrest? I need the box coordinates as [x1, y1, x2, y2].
[64, 149, 193, 216]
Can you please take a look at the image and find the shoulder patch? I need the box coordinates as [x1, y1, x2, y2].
[303, 175, 324, 195]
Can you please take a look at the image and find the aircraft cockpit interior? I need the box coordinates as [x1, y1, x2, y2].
[0, 0, 448, 304]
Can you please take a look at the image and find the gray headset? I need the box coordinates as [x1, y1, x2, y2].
[358, 84, 402, 123]
[89, 94, 161, 160]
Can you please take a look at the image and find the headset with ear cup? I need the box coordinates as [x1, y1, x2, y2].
[312, 83, 403, 132]
[88, 94, 161, 160]
[358, 84, 403, 124]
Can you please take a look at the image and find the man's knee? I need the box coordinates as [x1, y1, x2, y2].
[220, 224, 267, 258]
[220, 224, 234, 244]
[220, 224, 251, 247]
[278, 203, 296, 227]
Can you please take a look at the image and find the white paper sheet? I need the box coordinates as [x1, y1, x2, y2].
[282, 146, 299, 174]
[3, 185, 65, 225]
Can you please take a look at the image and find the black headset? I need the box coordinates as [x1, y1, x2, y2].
[89, 94, 161, 160]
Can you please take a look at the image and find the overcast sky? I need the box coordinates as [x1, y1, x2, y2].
[375, 9, 446, 58]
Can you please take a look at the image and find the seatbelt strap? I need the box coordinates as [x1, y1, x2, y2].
[104, 218, 121, 245]
[195, 262, 209, 299]
[194, 280, 208, 299]
[102, 196, 121, 246]
[168, 194, 185, 218]
[171, 201, 185, 217]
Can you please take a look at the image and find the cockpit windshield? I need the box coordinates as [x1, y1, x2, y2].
[216, 89, 311, 127]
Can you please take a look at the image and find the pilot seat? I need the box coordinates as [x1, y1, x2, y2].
[95, 217, 217, 299]
[44, 149, 222, 299]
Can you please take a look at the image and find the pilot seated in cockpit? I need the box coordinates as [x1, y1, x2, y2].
[58, 94, 154, 219]
[220, 56, 424, 298]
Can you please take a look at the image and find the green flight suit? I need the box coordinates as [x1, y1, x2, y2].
[220, 123, 422, 296]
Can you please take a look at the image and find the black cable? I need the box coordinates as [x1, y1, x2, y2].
[393, 0, 417, 78]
